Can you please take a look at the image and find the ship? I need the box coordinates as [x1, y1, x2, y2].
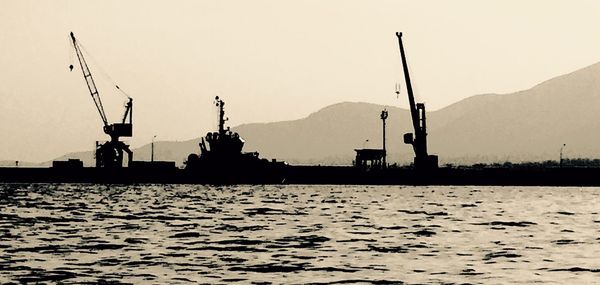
[183, 96, 287, 184]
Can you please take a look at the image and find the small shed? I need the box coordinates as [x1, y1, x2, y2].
[354, 149, 385, 169]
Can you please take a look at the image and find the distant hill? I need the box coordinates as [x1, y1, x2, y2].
[234, 102, 413, 165]
[49, 62, 600, 166]
[237, 61, 600, 165]
[428, 61, 600, 164]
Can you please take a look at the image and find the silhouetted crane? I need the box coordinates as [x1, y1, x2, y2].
[70, 32, 133, 168]
[396, 32, 438, 170]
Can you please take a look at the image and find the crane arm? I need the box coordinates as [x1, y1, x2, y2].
[70, 32, 109, 127]
[396, 32, 420, 135]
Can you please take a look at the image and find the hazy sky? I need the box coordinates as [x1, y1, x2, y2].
[2, 0, 600, 162]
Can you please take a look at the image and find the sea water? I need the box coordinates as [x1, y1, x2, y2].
[0, 184, 598, 284]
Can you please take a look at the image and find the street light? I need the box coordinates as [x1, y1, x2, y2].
[381, 109, 388, 168]
[560, 143, 566, 168]
[151, 135, 157, 162]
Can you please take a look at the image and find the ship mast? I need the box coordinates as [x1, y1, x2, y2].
[215, 96, 226, 136]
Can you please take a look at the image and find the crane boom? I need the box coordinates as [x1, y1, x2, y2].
[396, 32, 421, 136]
[70, 32, 109, 127]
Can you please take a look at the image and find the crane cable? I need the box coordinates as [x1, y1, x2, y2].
[70, 36, 132, 100]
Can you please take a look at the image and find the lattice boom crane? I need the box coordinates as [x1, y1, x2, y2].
[69, 32, 133, 168]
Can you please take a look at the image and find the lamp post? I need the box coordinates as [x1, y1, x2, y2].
[151, 135, 157, 162]
[381, 109, 388, 168]
[560, 143, 566, 168]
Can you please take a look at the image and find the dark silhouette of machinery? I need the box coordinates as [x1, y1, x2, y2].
[396, 32, 438, 170]
[70, 32, 133, 168]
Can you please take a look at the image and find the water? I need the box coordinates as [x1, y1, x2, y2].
[0, 184, 599, 284]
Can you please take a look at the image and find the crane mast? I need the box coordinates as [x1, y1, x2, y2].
[396, 32, 438, 170]
[70, 32, 133, 168]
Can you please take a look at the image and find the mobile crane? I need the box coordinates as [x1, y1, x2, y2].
[396, 32, 438, 170]
[70, 32, 133, 168]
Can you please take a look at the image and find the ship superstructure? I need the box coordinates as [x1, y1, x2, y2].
[185, 97, 285, 182]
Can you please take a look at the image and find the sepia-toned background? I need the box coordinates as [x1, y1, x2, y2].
[2, 0, 600, 165]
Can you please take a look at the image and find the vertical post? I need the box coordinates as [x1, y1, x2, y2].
[560, 143, 566, 168]
[95, 141, 100, 168]
[381, 109, 388, 168]
[151, 135, 157, 162]
[416, 103, 428, 157]
[129, 98, 133, 124]
[383, 119, 386, 168]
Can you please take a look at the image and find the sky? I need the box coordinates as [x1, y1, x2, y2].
[1, 0, 600, 162]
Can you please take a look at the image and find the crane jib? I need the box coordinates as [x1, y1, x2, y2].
[69, 32, 134, 168]
[69, 32, 133, 138]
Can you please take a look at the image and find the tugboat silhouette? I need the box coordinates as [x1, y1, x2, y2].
[185, 96, 287, 183]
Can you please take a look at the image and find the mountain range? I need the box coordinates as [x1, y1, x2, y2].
[22, 61, 600, 167]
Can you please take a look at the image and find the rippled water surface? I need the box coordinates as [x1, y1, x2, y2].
[1, 184, 599, 284]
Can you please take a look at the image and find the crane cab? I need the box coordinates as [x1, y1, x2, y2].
[104, 123, 133, 137]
